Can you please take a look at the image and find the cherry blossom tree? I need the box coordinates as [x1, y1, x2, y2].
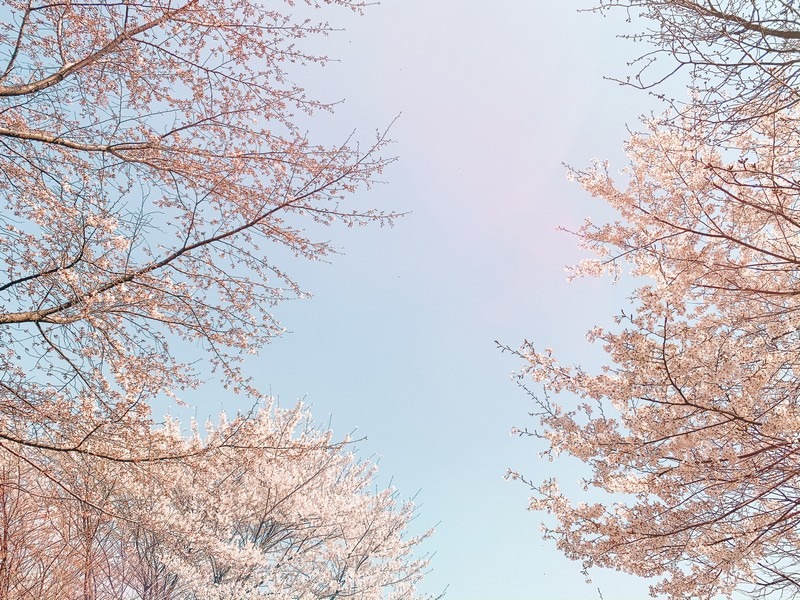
[510, 103, 800, 599]
[0, 0, 438, 596]
[592, 1, 800, 135]
[506, 3, 800, 597]
[0, 404, 434, 599]
[0, 0, 396, 460]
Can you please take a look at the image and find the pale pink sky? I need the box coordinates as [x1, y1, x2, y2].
[188, 2, 681, 598]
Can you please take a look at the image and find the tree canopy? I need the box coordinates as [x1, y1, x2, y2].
[0, 0, 395, 459]
[0, 404, 432, 599]
[592, 1, 800, 133]
[512, 2, 800, 598]
[0, 0, 434, 597]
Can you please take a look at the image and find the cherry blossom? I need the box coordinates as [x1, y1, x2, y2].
[514, 104, 800, 598]
[0, 0, 435, 596]
[0, 0, 396, 458]
[0, 404, 434, 599]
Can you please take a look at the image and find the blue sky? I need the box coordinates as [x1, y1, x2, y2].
[187, 2, 676, 598]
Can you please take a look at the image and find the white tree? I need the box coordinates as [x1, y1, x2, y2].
[0, 404, 434, 599]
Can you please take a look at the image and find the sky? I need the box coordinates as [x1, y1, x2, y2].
[184, 2, 676, 598]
